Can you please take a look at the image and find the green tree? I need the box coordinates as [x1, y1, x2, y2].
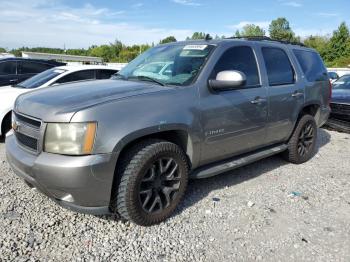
[88, 45, 115, 61]
[0, 47, 7, 53]
[303, 35, 329, 58]
[117, 49, 139, 63]
[326, 22, 350, 62]
[187, 32, 211, 40]
[269, 17, 296, 41]
[236, 24, 266, 37]
[110, 39, 123, 58]
[160, 36, 177, 44]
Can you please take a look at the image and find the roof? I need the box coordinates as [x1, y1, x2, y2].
[165, 37, 311, 50]
[0, 57, 65, 65]
[54, 65, 119, 72]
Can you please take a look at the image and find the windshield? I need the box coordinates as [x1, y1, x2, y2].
[15, 68, 66, 89]
[113, 44, 215, 86]
[333, 75, 350, 90]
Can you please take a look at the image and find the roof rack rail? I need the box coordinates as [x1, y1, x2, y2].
[225, 36, 306, 47]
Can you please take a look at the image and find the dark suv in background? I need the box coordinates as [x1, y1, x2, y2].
[0, 58, 65, 86]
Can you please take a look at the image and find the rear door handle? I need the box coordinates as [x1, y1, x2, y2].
[9, 79, 18, 83]
[250, 97, 267, 105]
[292, 91, 304, 98]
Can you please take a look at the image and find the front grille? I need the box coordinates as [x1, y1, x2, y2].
[15, 132, 38, 151]
[14, 112, 41, 128]
[13, 112, 42, 152]
[330, 103, 350, 114]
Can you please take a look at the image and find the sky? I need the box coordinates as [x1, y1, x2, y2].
[0, 0, 349, 49]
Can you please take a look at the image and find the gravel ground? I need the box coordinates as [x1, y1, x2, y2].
[0, 128, 350, 261]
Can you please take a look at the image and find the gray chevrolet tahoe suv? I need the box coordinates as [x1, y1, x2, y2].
[6, 38, 331, 226]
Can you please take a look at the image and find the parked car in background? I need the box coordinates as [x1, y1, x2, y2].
[6, 38, 330, 226]
[0, 58, 65, 87]
[0, 65, 118, 137]
[327, 75, 350, 132]
[133, 61, 174, 80]
[328, 71, 339, 83]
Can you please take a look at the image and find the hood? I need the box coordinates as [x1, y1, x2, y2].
[331, 89, 350, 104]
[16, 79, 172, 122]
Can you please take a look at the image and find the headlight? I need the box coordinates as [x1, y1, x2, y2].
[44, 122, 97, 155]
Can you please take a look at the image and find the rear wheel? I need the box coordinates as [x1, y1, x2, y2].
[283, 114, 317, 164]
[111, 139, 189, 226]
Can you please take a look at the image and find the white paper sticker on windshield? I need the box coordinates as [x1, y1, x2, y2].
[183, 45, 208, 50]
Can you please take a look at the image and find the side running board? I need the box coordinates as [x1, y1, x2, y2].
[190, 144, 288, 179]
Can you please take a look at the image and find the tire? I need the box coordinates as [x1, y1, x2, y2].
[283, 114, 317, 164]
[1, 113, 11, 140]
[111, 139, 189, 226]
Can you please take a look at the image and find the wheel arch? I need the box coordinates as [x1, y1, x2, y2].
[299, 103, 320, 118]
[1, 110, 12, 136]
[113, 128, 196, 169]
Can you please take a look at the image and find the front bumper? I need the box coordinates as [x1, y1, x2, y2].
[6, 133, 117, 215]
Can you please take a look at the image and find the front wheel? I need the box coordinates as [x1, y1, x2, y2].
[283, 114, 318, 164]
[111, 139, 189, 226]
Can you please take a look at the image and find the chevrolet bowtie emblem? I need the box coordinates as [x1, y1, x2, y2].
[12, 121, 20, 131]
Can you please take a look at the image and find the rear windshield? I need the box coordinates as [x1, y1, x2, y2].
[15, 68, 66, 89]
[293, 49, 328, 82]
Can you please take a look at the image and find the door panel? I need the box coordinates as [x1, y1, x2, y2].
[199, 45, 268, 165]
[200, 88, 268, 164]
[261, 47, 304, 144]
[265, 84, 304, 144]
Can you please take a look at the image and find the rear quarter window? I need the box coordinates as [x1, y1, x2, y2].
[293, 50, 328, 82]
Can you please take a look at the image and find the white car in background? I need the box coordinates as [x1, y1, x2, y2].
[0, 65, 118, 137]
[133, 61, 174, 80]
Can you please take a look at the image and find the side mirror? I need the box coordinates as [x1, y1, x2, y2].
[209, 70, 247, 91]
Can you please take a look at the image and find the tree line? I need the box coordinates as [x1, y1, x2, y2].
[1, 17, 350, 67]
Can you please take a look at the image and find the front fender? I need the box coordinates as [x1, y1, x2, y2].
[71, 87, 202, 167]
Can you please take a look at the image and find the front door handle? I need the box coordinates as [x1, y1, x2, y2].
[292, 91, 304, 98]
[250, 97, 267, 105]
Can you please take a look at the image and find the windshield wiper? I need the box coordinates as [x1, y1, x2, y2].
[128, 75, 165, 86]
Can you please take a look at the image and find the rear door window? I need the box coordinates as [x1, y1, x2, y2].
[19, 61, 53, 74]
[96, 69, 118, 79]
[55, 70, 96, 84]
[211, 46, 260, 87]
[262, 47, 295, 86]
[293, 50, 328, 82]
[0, 61, 17, 75]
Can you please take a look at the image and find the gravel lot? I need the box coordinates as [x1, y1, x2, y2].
[0, 128, 350, 261]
